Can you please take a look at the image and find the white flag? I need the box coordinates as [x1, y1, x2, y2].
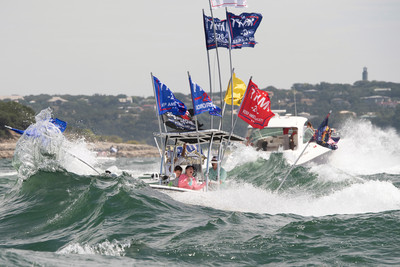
[210, 0, 248, 9]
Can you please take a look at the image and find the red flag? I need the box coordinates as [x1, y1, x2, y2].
[238, 80, 275, 129]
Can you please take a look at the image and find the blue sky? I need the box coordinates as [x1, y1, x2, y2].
[0, 0, 399, 97]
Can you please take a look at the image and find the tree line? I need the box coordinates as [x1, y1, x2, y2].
[1, 80, 399, 143]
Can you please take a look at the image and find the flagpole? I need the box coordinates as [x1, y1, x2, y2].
[275, 139, 311, 193]
[151, 72, 167, 177]
[150, 73, 164, 135]
[203, 9, 214, 130]
[221, 76, 251, 161]
[208, 0, 224, 131]
[226, 8, 235, 131]
[188, 71, 205, 190]
[221, 67, 234, 121]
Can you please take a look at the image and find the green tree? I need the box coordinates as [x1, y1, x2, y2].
[0, 101, 35, 139]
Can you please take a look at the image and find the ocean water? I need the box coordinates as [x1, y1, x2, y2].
[1, 119, 400, 266]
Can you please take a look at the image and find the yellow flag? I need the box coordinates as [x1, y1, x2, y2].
[224, 73, 246, 106]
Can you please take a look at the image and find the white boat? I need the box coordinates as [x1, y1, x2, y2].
[245, 114, 335, 165]
[142, 129, 245, 192]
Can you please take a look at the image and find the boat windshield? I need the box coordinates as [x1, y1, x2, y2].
[246, 127, 297, 151]
[247, 128, 294, 143]
[303, 127, 315, 143]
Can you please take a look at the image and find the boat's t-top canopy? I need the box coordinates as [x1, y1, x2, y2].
[247, 115, 308, 129]
[154, 129, 245, 144]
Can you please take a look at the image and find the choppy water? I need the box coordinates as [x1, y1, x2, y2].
[1, 119, 400, 266]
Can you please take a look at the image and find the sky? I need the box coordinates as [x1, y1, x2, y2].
[0, 0, 399, 97]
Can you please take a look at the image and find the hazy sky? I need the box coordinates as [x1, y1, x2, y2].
[0, 0, 399, 97]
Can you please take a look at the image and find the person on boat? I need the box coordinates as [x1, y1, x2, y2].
[165, 144, 186, 176]
[307, 121, 315, 131]
[289, 128, 298, 150]
[175, 143, 186, 165]
[207, 156, 227, 185]
[171, 165, 183, 187]
[178, 165, 206, 190]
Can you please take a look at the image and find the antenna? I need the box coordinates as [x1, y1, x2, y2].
[293, 89, 297, 116]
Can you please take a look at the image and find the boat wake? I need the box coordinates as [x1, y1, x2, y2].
[165, 119, 400, 216]
[327, 119, 400, 175]
[167, 179, 400, 217]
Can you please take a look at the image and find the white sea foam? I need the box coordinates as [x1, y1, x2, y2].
[168, 180, 400, 217]
[57, 239, 131, 256]
[60, 138, 101, 176]
[0, 171, 18, 177]
[327, 119, 400, 175]
[223, 142, 270, 171]
[169, 120, 400, 216]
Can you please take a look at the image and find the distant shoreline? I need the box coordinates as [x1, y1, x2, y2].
[0, 139, 159, 159]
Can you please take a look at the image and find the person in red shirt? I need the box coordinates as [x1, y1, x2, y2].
[178, 165, 206, 190]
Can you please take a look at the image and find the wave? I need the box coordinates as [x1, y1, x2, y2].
[165, 119, 400, 216]
[0, 169, 186, 253]
[167, 179, 400, 217]
[328, 119, 400, 175]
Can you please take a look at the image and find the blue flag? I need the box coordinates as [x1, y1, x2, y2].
[189, 77, 221, 117]
[6, 118, 67, 136]
[312, 112, 339, 150]
[203, 13, 229, 50]
[50, 118, 67, 133]
[227, 12, 263, 49]
[153, 76, 187, 116]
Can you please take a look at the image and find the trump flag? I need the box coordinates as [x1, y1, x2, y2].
[189, 76, 221, 117]
[153, 76, 187, 116]
[238, 79, 275, 129]
[203, 13, 229, 50]
[227, 12, 262, 49]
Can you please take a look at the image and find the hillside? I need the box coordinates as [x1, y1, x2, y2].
[1, 80, 399, 146]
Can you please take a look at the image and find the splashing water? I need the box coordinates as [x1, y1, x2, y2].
[165, 119, 400, 216]
[12, 108, 99, 180]
[328, 119, 400, 175]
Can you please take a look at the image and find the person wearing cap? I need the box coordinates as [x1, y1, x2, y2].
[178, 165, 206, 190]
[207, 156, 227, 185]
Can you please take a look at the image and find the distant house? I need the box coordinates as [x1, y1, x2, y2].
[47, 96, 68, 105]
[304, 89, 318, 94]
[142, 104, 156, 110]
[360, 95, 390, 105]
[374, 88, 391, 92]
[0, 95, 24, 102]
[339, 110, 357, 117]
[118, 97, 132, 103]
[360, 112, 377, 119]
[380, 101, 399, 108]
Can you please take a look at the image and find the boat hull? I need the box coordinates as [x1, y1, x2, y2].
[283, 142, 332, 165]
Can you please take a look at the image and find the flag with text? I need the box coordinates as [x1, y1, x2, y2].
[153, 76, 187, 116]
[238, 79, 275, 128]
[203, 14, 229, 50]
[189, 77, 222, 117]
[227, 12, 262, 49]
